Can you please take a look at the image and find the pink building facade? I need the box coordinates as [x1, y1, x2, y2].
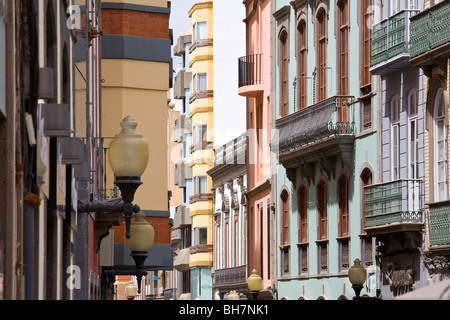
[238, 0, 274, 297]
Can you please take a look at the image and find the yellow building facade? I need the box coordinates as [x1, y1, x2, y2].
[187, 0, 214, 299]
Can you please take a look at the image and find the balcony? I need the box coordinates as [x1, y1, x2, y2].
[409, 1, 450, 67]
[273, 96, 355, 177]
[371, 10, 418, 75]
[427, 201, 450, 249]
[174, 160, 192, 188]
[238, 54, 264, 98]
[364, 179, 424, 235]
[173, 204, 191, 229]
[214, 265, 247, 288]
[173, 69, 192, 100]
[173, 114, 192, 143]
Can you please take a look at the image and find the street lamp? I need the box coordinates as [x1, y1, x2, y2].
[108, 115, 149, 239]
[247, 269, 263, 300]
[227, 290, 240, 300]
[126, 211, 155, 295]
[125, 281, 138, 300]
[348, 258, 367, 300]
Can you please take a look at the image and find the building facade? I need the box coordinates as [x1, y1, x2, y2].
[272, 0, 379, 300]
[187, 0, 215, 300]
[368, 0, 428, 299]
[208, 134, 248, 300]
[171, 25, 194, 300]
[0, 0, 104, 300]
[238, 0, 275, 299]
[409, 0, 450, 284]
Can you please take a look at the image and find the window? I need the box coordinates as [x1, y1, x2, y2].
[409, 89, 419, 179]
[280, 30, 289, 117]
[361, 0, 373, 87]
[317, 9, 327, 102]
[194, 175, 208, 194]
[298, 186, 308, 243]
[281, 190, 290, 245]
[390, 0, 399, 15]
[338, 175, 349, 237]
[391, 95, 400, 180]
[193, 73, 207, 92]
[194, 227, 208, 245]
[338, 0, 348, 97]
[193, 21, 207, 41]
[434, 88, 447, 201]
[338, 1, 349, 123]
[317, 181, 327, 240]
[298, 21, 307, 110]
[361, 169, 373, 233]
[361, 99, 372, 131]
[193, 124, 207, 146]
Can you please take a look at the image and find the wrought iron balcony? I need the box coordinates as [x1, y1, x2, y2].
[238, 54, 263, 98]
[371, 10, 418, 74]
[427, 200, 450, 247]
[364, 179, 424, 234]
[273, 95, 355, 173]
[214, 265, 247, 288]
[410, 1, 450, 62]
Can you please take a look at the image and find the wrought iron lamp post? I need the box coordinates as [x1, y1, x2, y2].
[126, 211, 154, 294]
[78, 116, 153, 296]
[247, 269, 263, 300]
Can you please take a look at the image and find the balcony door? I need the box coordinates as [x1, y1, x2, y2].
[434, 88, 448, 202]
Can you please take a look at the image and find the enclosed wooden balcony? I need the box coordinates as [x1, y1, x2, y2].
[371, 9, 418, 75]
[427, 200, 450, 252]
[364, 179, 424, 236]
[409, 1, 450, 68]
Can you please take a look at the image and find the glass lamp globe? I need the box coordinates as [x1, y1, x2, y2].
[126, 211, 155, 252]
[247, 269, 263, 292]
[124, 281, 138, 298]
[348, 258, 367, 286]
[108, 116, 149, 178]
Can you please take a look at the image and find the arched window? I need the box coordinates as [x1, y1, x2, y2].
[361, 0, 373, 87]
[434, 88, 447, 201]
[297, 20, 307, 110]
[317, 8, 327, 102]
[338, 175, 349, 237]
[298, 186, 308, 243]
[280, 30, 289, 117]
[281, 189, 290, 245]
[361, 168, 373, 233]
[317, 181, 327, 240]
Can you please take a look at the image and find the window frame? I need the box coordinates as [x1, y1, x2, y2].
[193, 21, 207, 41]
[317, 181, 328, 240]
[434, 88, 447, 202]
[361, 0, 373, 88]
[408, 89, 419, 180]
[317, 8, 327, 102]
[280, 30, 289, 117]
[298, 186, 308, 243]
[281, 190, 290, 245]
[391, 95, 401, 180]
[297, 20, 307, 110]
[338, 175, 350, 237]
